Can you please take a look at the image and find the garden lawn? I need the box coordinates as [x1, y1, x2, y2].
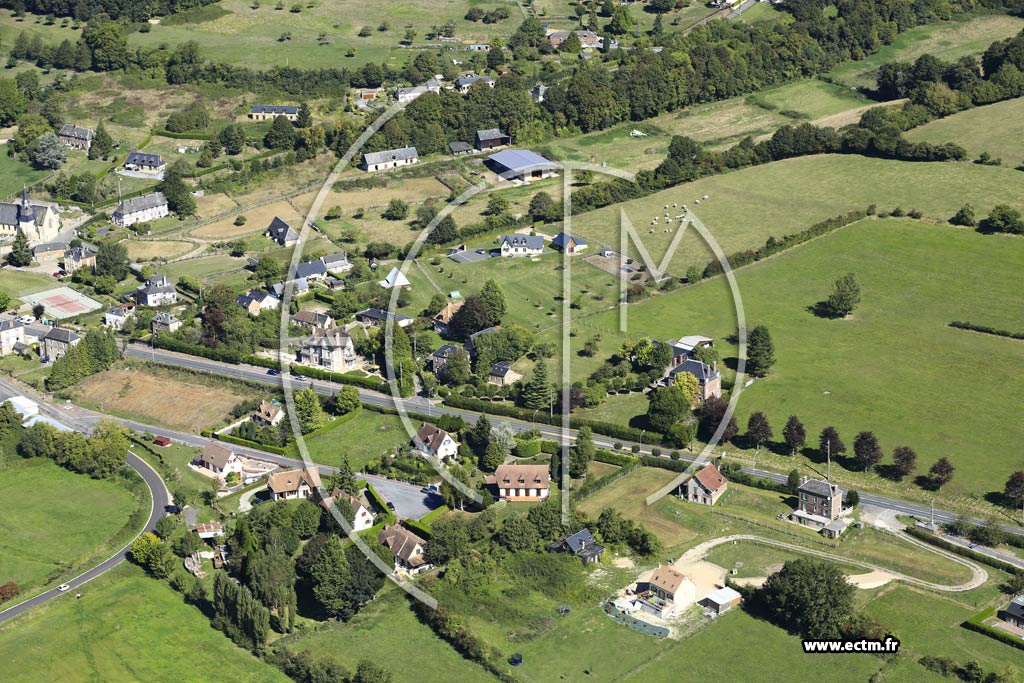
[826, 14, 1024, 89]
[0, 267, 60, 302]
[300, 409, 412, 472]
[0, 564, 290, 683]
[579, 218, 1024, 497]
[905, 97, 1024, 166]
[0, 453, 140, 593]
[288, 587, 499, 683]
[0, 151, 48, 198]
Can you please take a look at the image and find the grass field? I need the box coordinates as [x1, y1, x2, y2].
[571, 154, 1024, 276]
[193, 199, 303, 239]
[301, 409, 413, 471]
[579, 219, 1024, 497]
[289, 587, 499, 683]
[70, 365, 249, 432]
[578, 467, 697, 548]
[0, 267, 61, 301]
[905, 98, 1024, 166]
[0, 448, 140, 594]
[750, 79, 870, 120]
[827, 14, 1024, 90]
[124, 240, 195, 261]
[0, 149, 48, 199]
[0, 564, 289, 683]
[161, 253, 248, 283]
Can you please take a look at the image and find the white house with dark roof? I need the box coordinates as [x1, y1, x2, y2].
[124, 151, 165, 173]
[499, 234, 544, 257]
[487, 149, 557, 182]
[104, 305, 134, 330]
[0, 319, 25, 356]
[455, 74, 494, 93]
[151, 311, 182, 334]
[134, 274, 178, 306]
[320, 252, 352, 274]
[265, 217, 299, 247]
[249, 104, 299, 121]
[294, 260, 327, 282]
[550, 232, 587, 254]
[553, 528, 605, 565]
[236, 290, 280, 316]
[58, 124, 95, 151]
[355, 307, 413, 328]
[414, 422, 459, 461]
[396, 78, 441, 103]
[362, 146, 419, 172]
[112, 192, 168, 227]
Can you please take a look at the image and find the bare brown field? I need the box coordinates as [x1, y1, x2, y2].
[71, 366, 246, 432]
[192, 199, 303, 239]
[124, 239, 194, 261]
[195, 192, 240, 217]
[293, 176, 451, 214]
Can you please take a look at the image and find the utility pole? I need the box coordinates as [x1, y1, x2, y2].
[826, 441, 831, 482]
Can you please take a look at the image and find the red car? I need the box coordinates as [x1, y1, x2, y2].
[52, 272, 63, 279]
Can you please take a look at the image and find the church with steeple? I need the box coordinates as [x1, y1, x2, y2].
[0, 187, 61, 246]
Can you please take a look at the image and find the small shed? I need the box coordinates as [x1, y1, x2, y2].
[702, 586, 742, 615]
[154, 435, 171, 447]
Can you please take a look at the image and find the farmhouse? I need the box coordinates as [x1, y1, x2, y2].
[432, 300, 464, 335]
[666, 358, 721, 402]
[267, 468, 322, 501]
[702, 586, 743, 615]
[547, 29, 603, 50]
[790, 478, 848, 538]
[637, 565, 696, 619]
[297, 326, 362, 372]
[355, 307, 413, 328]
[362, 146, 419, 172]
[265, 217, 300, 247]
[249, 104, 299, 121]
[197, 441, 244, 477]
[63, 246, 96, 274]
[487, 149, 557, 182]
[41, 327, 80, 360]
[414, 422, 459, 461]
[254, 399, 284, 427]
[488, 360, 522, 386]
[486, 464, 550, 501]
[551, 528, 605, 565]
[112, 192, 169, 227]
[31, 242, 67, 261]
[292, 309, 334, 329]
[134, 274, 178, 306]
[449, 141, 473, 155]
[379, 524, 430, 574]
[236, 290, 281, 316]
[0, 189, 61, 245]
[498, 234, 544, 258]
[321, 251, 352, 274]
[151, 311, 182, 334]
[681, 463, 728, 506]
[0, 320, 25, 355]
[58, 124, 95, 150]
[124, 151, 165, 173]
[475, 128, 512, 151]
[323, 489, 376, 531]
[455, 74, 494, 93]
[550, 232, 587, 254]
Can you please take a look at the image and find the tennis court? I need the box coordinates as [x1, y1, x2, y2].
[22, 287, 103, 320]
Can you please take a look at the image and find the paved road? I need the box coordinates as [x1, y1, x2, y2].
[0, 451, 170, 626]
[124, 344, 1024, 537]
[941, 533, 1024, 570]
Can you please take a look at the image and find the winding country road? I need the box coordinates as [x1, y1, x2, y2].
[0, 451, 171, 626]
[679, 532, 988, 592]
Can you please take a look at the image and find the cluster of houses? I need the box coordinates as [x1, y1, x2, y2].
[0, 318, 81, 360]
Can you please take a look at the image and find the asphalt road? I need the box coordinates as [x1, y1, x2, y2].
[125, 344, 1024, 537]
[0, 451, 170, 626]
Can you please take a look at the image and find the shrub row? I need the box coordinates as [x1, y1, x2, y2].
[701, 209, 869, 279]
[363, 483, 391, 518]
[595, 450, 639, 467]
[402, 518, 433, 540]
[240, 354, 280, 370]
[212, 432, 288, 455]
[152, 335, 242, 363]
[719, 463, 793, 495]
[442, 395, 666, 446]
[964, 607, 1024, 651]
[291, 364, 389, 393]
[949, 321, 1024, 341]
[639, 455, 689, 472]
[903, 526, 1019, 574]
[513, 440, 542, 458]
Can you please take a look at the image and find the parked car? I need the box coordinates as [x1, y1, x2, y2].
[267, 368, 279, 376]
[386, 501, 396, 511]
